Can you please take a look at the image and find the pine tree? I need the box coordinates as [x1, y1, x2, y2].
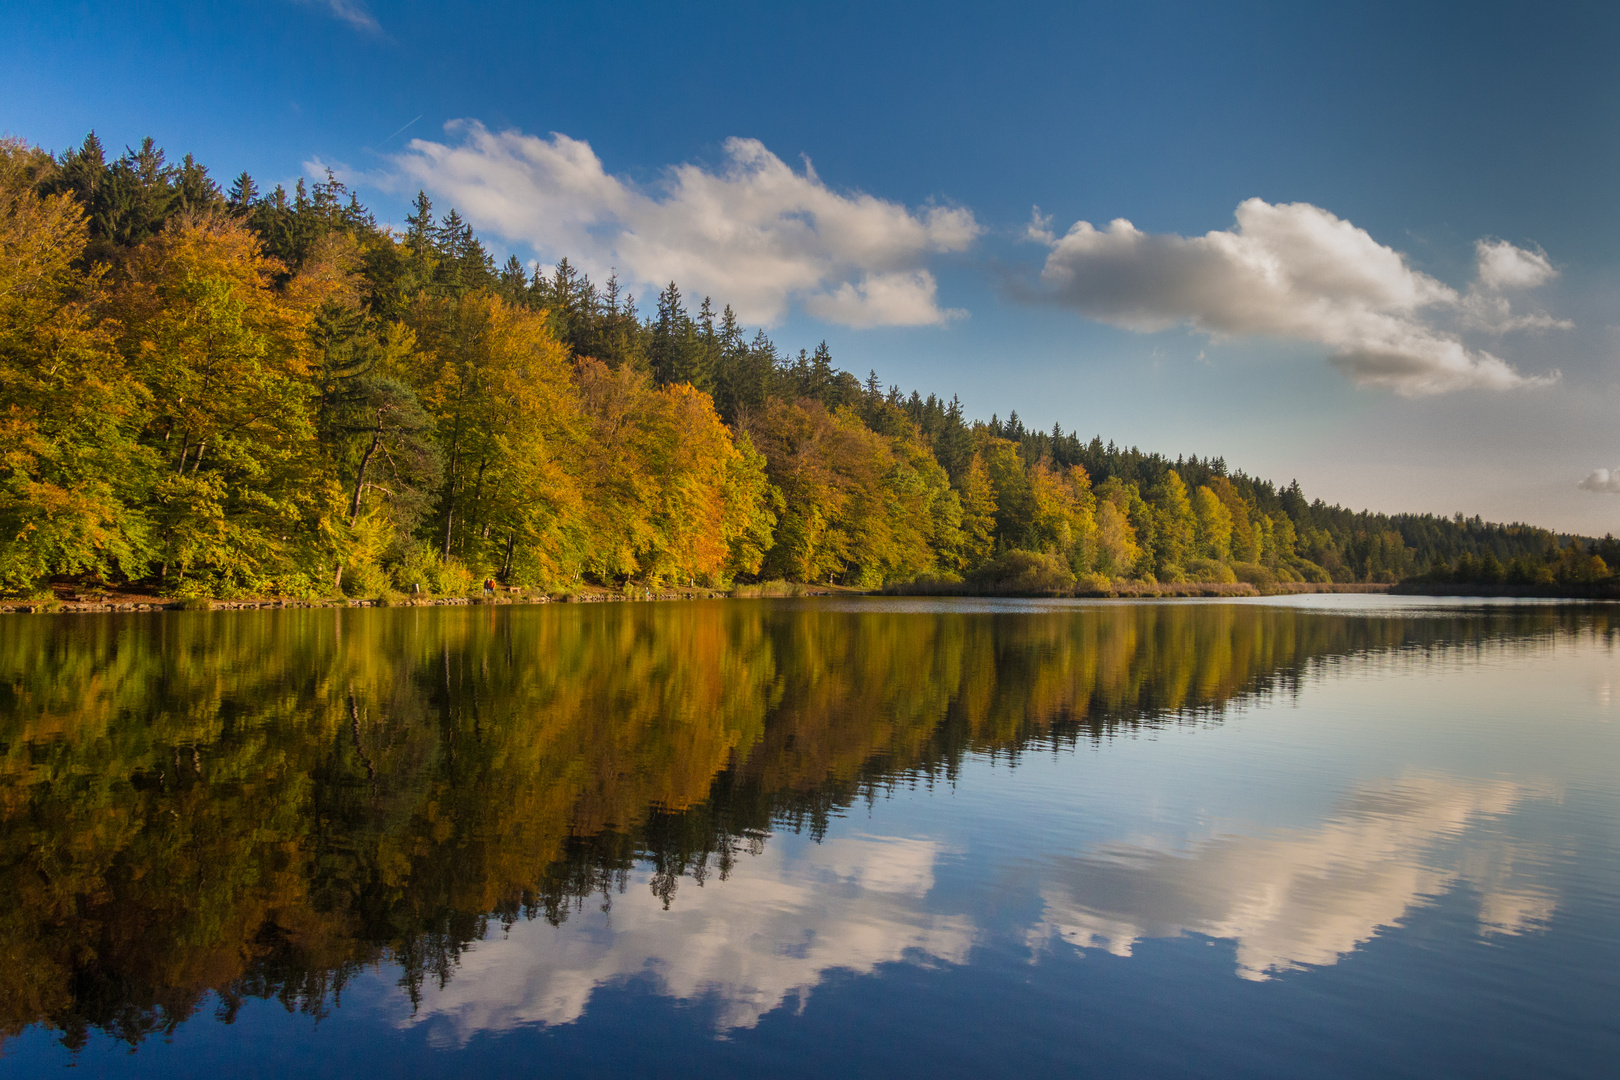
[650, 281, 688, 387]
[405, 191, 434, 263]
[810, 341, 837, 404]
[227, 172, 258, 213]
[498, 255, 528, 305]
[173, 153, 221, 214]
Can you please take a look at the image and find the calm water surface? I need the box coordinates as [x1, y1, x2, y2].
[1, 596, 1616, 1077]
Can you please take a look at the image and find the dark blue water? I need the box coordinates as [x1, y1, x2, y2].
[1, 596, 1615, 1077]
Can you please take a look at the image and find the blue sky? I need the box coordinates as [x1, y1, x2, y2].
[7, 1, 1620, 532]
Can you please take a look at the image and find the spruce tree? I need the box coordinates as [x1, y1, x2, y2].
[405, 191, 434, 262]
[227, 172, 258, 213]
[650, 281, 688, 386]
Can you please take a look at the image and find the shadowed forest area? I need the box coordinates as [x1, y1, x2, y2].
[1, 600, 1605, 1048]
[1, 134, 1613, 599]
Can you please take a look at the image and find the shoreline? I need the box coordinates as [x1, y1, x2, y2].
[8, 580, 1616, 615]
[1390, 581, 1620, 599]
[0, 585, 840, 615]
[882, 581, 1394, 600]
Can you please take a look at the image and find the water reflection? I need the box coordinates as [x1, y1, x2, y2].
[1028, 773, 1559, 979]
[406, 834, 970, 1040]
[0, 599, 1606, 1051]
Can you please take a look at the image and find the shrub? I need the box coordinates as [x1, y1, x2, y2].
[1076, 571, 1113, 593]
[966, 550, 1075, 594]
[730, 579, 806, 598]
[390, 543, 436, 594]
[341, 559, 391, 598]
[441, 559, 478, 596]
[1288, 557, 1331, 584]
[1231, 562, 1277, 588]
[883, 574, 962, 596]
[1185, 558, 1237, 584]
[390, 544, 476, 595]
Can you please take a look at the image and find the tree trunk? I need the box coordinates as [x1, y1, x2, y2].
[350, 431, 381, 522]
[440, 424, 462, 560]
[468, 458, 489, 546]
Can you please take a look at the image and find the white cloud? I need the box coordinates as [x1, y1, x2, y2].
[1579, 468, 1620, 493]
[399, 834, 972, 1042]
[1475, 238, 1557, 291]
[373, 122, 979, 327]
[1028, 773, 1557, 980]
[1024, 206, 1057, 246]
[804, 270, 965, 328]
[1459, 292, 1572, 335]
[1460, 239, 1570, 333]
[1032, 198, 1564, 395]
[290, 0, 380, 33]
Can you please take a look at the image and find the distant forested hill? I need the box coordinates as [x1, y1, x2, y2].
[0, 133, 1605, 598]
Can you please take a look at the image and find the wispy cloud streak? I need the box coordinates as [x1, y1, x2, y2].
[290, 0, 381, 34]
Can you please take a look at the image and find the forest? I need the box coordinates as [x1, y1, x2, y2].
[1, 132, 1610, 599]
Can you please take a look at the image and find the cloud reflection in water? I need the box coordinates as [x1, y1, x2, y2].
[403, 834, 972, 1042]
[1028, 773, 1558, 979]
[403, 773, 1559, 1044]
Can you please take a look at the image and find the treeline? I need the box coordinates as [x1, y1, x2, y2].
[0, 132, 1605, 598]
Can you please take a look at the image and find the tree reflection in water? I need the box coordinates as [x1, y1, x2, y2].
[0, 599, 1603, 1048]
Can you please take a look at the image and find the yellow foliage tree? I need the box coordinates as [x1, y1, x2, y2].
[1192, 484, 1234, 561]
[407, 292, 587, 587]
[751, 398, 949, 586]
[113, 214, 341, 595]
[951, 451, 998, 572]
[0, 140, 152, 591]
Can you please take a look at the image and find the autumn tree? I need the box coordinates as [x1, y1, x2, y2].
[950, 452, 997, 572]
[1148, 470, 1196, 580]
[0, 140, 152, 591]
[112, 213, 342, 595]
[406, 292, 586, 586]
[1191, 484, 1233, 561]
[750, 398, 946, 586]
[575, 360, 774, 586]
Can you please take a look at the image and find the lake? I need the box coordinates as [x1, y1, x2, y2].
[0, 595, 1615, 1077]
